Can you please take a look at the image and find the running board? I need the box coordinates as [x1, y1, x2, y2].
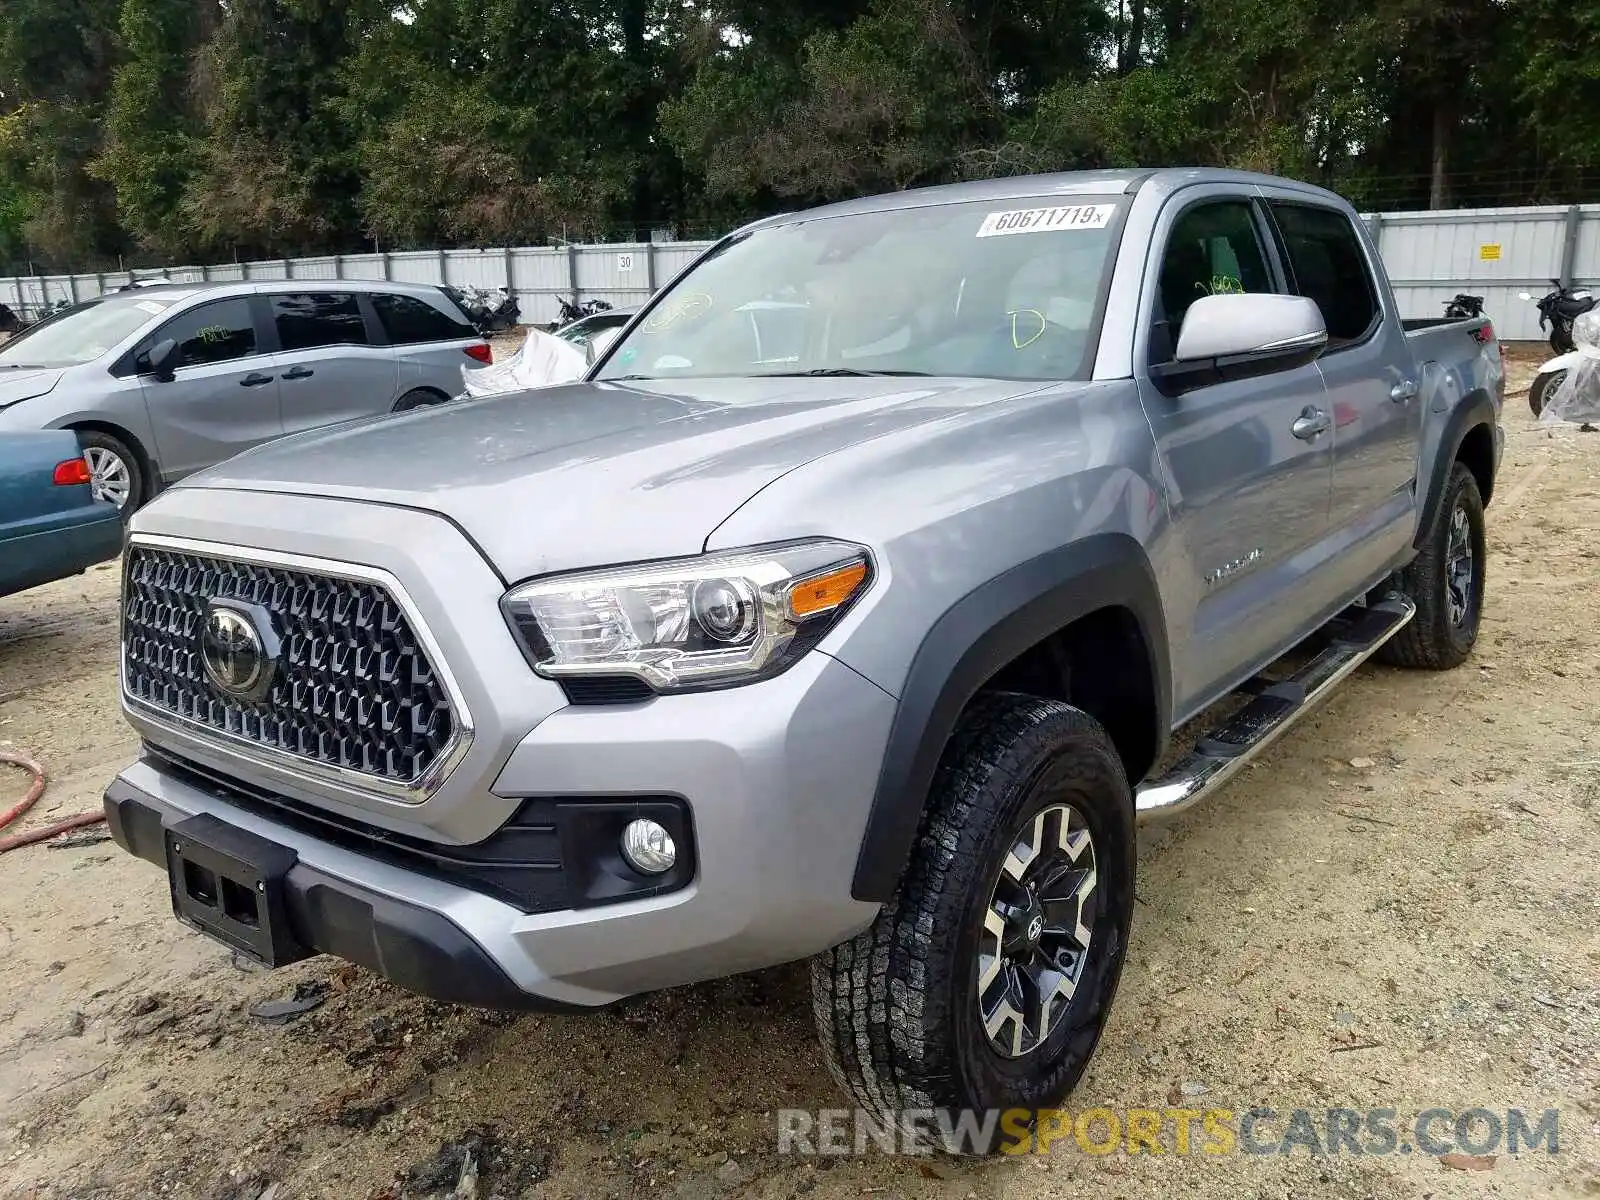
[1135, 594, 1416, 823]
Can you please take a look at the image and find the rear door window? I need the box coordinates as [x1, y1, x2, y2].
[1267, 204, 1381, 347]
[151, 298, 258, 368]
[371, 292, 477, 345]
[271, 293, 369, 351]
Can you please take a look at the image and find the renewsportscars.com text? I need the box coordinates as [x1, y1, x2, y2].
[776, 1106, 1561, 1158]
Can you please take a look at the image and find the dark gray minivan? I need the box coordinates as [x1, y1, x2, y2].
[0, 280, 492, 513]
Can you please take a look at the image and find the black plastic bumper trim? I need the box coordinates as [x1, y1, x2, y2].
[104, 777, 580, 1012]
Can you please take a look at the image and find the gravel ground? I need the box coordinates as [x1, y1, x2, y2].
[0, 347, 1596, 1199]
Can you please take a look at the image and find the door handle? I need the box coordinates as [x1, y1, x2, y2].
[281, 366, 315, 381]
[1390, 379, 1419, 403]
[239, 373, 274, 388]
[1291, 407, 1331, 441]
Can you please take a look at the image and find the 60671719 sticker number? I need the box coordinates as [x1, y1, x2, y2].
[977, 204, 1116, 238]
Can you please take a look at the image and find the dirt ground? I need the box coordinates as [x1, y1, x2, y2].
[1, 347, 1596, 1200]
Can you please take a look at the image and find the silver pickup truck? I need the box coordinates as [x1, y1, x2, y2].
[103, 168, 1502, 1150]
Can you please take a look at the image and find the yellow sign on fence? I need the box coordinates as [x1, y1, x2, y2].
[1479, 243, 1502, 261]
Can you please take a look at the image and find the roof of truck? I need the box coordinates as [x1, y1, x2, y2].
[740, 167, 1352, 232]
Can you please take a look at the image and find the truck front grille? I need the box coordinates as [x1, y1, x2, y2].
[122, 544, 458, 790]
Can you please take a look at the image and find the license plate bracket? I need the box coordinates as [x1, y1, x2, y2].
[165, 813, 308, 967]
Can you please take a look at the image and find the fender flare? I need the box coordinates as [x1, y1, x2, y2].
[1414, 389, 1497, 550]
[849, 532, 1172, 902]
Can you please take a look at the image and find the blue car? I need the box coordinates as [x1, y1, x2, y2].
[1, 431, 123, 598]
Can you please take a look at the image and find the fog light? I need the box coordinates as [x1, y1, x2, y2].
[621, 818, 676, 874]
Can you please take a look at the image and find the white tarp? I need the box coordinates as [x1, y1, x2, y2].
[1541, 310, 1600, 427]
[461, 327, 587, 397]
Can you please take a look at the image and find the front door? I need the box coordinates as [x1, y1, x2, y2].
[267, 292, 399, 436]
[135, 296, 283, 480]
[1137, 194, 1335, 716]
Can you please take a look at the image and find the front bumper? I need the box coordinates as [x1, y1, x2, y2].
[105, 775, 559, 1009]
[105, 648, 896, 1008]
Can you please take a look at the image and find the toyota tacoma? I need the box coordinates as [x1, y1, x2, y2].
[103, 169, 1503, 1145]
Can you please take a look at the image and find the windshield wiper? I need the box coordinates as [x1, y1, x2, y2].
[756, 368, 933, 378]
[0, 363, 48, 370]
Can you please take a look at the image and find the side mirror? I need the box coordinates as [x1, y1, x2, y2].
[1518, 292, 1533, 302]
[1152, 294, 1327, 395]
[147, 338, 178, 382]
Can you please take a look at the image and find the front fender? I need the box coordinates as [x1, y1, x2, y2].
[849, 532, 1171, 902]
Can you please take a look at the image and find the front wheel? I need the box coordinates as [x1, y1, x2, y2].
[812, 694, 1134, 1155]
[1378, 462, 1486, 670]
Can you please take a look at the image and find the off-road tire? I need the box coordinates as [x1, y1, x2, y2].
[1528, 369, 1565, 417]
[75, 429, 145, 516]
[812, 693, 1135, 1156]
[1378, 461, 1486, 669]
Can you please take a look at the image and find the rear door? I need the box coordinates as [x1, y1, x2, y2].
[1136, 190, 1336, 714]
[1263, 196, 1419, 572]
[367, 290, 484, 396]
[267, 292, 399, 435]
[131, 296, 282, 479]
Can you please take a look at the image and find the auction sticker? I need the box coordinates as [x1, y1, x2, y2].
[977, 204, 1115, 238]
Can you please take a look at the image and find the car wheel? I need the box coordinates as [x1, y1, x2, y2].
[76, 430, 144, 515]
[393, 389, 447, 413]
[812, 693, 1135, 1156]
[1528, 369, 1565, 417]
[1378, 461, 1486, 670]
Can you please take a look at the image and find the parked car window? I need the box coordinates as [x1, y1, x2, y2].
[557, 312, 630, 348]
[151, 298, 258, 368]
[371, 292, 476, 345]
[0, 294, 176, 368]
[1154, 200, 1275, 358]
[1268, 203, 1380, 347]
[271, 293, 369, 352]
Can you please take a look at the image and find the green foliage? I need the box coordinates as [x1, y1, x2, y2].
[0, 0, 1592, 267]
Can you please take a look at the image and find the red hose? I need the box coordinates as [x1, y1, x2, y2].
[0, 750, 108, 854]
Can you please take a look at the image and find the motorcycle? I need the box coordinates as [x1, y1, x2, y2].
[1444, 293, 1485, 320]
[554, 297, 613, 330]
[447, 285, 522, 334]
[1519, 280, 1595, 354]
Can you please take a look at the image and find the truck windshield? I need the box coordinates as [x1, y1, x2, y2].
[594, 196, 1123, 384]
[0, 294, 174, 368]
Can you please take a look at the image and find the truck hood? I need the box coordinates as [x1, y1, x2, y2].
[179, 376, 1034, 580]
[0, 369, 64, 409]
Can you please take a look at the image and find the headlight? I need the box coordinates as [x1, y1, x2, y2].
[501, 540, 873, 693]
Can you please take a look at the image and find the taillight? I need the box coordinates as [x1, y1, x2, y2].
[464, 343, 492, 364]
[53, 457, 92, 486]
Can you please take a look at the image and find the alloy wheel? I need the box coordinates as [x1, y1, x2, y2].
[976, 802, 1098, 1059]
[1445, 502, 1474, 627]
[84, 446, 132, 509]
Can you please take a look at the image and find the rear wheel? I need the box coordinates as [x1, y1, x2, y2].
[812, 694, 1134, 1155]
[1378, 462, 1485, 669]
[1529, 368, 1566, 417]
[76, 430, 144, 515]
[393, 388, 447, 413]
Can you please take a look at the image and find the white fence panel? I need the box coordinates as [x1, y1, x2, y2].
[338, 253, 390, 282]
[383, 251, 437, 284]
[289, 256, 339, 281]
[1372, 206, 1571, 341]
[443, 249, 507, 290]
